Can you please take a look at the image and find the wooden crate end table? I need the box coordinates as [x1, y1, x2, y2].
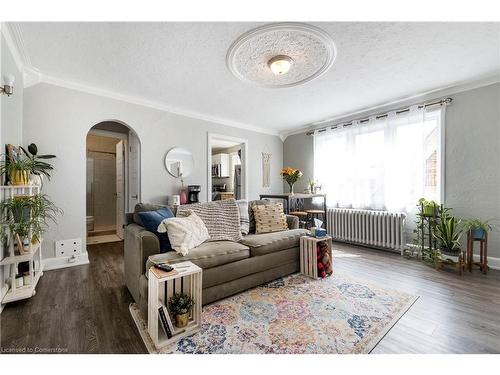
[147, 261, 202, 349]
[300, 235, 333, 279]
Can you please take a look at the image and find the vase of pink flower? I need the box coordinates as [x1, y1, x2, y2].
[280, 167, 303, 195]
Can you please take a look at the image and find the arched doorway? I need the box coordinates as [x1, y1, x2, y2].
[86, 120, 141, 245]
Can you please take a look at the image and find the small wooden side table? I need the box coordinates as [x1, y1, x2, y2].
[466, 230, 488, 274]
[148, 261, 202, 349]
[300, 236, 333, 279]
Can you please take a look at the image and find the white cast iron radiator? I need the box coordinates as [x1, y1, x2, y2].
[327, 208, 407, 253]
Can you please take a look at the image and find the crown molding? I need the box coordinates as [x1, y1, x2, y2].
[2, 22, 280, 138]
[279, 72, 500, 140]
[0, 22, 25, 74]
[38, 73, 279, 136]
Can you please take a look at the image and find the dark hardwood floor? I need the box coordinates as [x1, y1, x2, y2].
[1, 241, 499, 353]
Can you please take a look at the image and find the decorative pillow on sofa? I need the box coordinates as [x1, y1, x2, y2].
[137, 207, 174, 253]
[252, 202, 288, 234]
[248, 200, 273, 234]
[176, 199, 242, 242]
[157, 210, 210, 256]
[235, 200, 249, 235]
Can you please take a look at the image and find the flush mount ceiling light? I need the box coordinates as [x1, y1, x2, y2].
[268, 55, 294, 75]
[226, 23, 336, 88]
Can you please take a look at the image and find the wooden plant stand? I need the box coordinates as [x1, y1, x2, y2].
[466, 230, 488, 274]
[300, 235, 333, 279]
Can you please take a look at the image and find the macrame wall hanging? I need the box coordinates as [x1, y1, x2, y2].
[262, 152, 272, 188]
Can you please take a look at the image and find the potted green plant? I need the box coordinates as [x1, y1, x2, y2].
[433, 215, 463, 256]
[20, 143, 56, 186]
[168, 293, 195, 328]
[463, 218, 496, 240]
[0, 194, 62, 246]
[0, 153, 34, 185]
[418, 197, 438, 217]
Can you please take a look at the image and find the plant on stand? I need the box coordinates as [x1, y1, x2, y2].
[20, 143, 56, 187]
[168, 293, 195, 328]
[463, 218, 496, 240]
[280, 167, 303, 195]
[0, 153, 34, 185]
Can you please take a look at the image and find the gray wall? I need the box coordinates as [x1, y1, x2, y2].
[23, 83, 283, 259]
[1, 32, 24, 305]
[284, 83, 500, 258]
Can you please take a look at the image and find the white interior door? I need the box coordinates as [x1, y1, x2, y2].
[116, 140, 125, 239]
[128, 131, 140, 211]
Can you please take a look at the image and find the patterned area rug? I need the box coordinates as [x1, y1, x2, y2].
[130, 273, 417, 354]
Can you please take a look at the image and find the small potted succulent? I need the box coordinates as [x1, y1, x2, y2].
[168, 293, 195, 328]
[463, 218, 496, 240]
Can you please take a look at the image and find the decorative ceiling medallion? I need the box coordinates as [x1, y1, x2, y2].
[226, 23, 336, 88]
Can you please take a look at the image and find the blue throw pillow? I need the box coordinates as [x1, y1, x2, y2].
[137, 207, 174, 253]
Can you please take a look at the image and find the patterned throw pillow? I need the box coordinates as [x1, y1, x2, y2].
[176, 199, 242, 242]
[252, 202, 288, 234]
[248, 200, 272, 234]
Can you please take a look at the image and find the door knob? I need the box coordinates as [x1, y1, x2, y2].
[131, 194, 138, 199]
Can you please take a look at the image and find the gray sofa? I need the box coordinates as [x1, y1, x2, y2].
[124, 201, 309, 317]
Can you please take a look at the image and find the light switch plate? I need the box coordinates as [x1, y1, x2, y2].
[55, 238, 82, 257]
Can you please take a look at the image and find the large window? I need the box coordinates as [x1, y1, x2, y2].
[314, 106, 443, 213]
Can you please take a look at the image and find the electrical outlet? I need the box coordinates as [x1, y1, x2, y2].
[55, 238, 82, 257]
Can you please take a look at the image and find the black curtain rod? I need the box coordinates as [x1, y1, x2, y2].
[306, 97, 452, 136]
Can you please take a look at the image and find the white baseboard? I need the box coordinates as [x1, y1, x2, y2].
[473, 254, 500, 270]
[43, 252, 90, 271]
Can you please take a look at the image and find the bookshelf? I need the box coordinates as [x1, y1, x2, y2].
[1, 185, 44, 304]
[147, 261, 202, 349]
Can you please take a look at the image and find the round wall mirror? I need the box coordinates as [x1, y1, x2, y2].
[165, 147, 195, 178]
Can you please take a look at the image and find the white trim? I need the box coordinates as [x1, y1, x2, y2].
[0, 23, 25, 74]
[43, 253, 90, 271]
[39, 73, 279, 137]
[207, 133, 248, 202]
[473, 254, 500, 271]
[280, 73, 500, 139]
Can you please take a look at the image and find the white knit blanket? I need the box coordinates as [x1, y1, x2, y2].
[176, 199, 242, 242]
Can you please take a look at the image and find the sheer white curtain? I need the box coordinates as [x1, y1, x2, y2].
[314, 106, 443, 215]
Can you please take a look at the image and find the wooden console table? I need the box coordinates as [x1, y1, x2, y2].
[259, 193, 327, 228]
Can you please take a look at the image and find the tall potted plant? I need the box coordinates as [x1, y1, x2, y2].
[280, 167, 303, 195]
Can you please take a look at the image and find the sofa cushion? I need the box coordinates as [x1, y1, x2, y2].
[241, 228, 309, 257]
[133, 203, 165, 226]
[146, 240, 250, 270]
[248, 199, 273, 234]
[137, 207, 174, 253]
[157, 210, 210, 256]
[236, 200, 249, 235]
[252, 202, 288, 234]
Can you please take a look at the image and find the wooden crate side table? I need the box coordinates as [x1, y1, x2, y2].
[466, 230, 488, 274]
[148, 261, 202, 349]
[300, 236, 333, 279]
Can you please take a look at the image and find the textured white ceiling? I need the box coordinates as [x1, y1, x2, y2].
[14, 22, 500, 135]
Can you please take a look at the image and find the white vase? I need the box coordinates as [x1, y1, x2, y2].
[30, 174, 43, 188]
